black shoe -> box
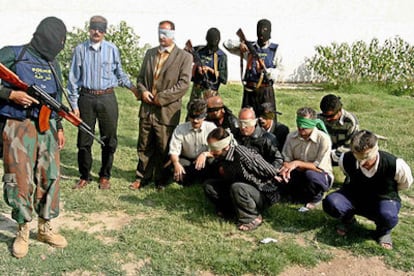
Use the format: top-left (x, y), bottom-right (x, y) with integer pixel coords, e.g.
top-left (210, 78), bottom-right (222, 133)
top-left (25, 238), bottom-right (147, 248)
top-left (155, 185), bottom-right (166, 192)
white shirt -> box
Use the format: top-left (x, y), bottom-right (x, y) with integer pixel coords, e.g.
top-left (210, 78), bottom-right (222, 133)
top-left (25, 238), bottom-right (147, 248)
top-left (339, 152), bottom-right (413, 190)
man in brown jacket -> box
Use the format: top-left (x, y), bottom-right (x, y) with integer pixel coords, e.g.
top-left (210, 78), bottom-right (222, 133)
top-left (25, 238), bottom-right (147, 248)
top-left (130, 20), bottom-right (192, 190)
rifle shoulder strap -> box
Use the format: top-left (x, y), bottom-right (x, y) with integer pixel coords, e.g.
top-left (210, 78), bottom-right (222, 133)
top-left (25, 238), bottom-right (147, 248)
top-left (48, 61), bottom-right (73, 112)
top-left (239, 52), bottom-right (244, 83)
top-left (213, 52), bottom-right (219, 79)
top-left (10, 44), bottom-right (28, 70)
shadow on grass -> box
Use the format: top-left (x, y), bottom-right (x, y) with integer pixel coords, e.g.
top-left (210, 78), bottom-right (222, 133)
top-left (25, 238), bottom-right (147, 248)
top-left (0, 213), bottom-right (15, 253)
top-left (265, 202), bottom-right (381, 247)
top-left (59, 146), bottom-right (137, 183)
top-left (314, 219), bottom-right (376, 248)
top-left (118, 183), bottom-right (220, 221)
top-left (265, 202), bottom-right (330, 234)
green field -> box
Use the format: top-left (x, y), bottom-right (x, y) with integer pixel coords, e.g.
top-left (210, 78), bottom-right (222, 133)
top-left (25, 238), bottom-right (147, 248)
top-left (0, 83), bottom-right (413, 275)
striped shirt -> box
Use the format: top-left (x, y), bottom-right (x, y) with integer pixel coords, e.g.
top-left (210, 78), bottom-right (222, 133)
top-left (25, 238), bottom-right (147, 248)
top-left (221, 145), bottom-right (279, 191)
top-left (67, 40), bottom-right (133, 109)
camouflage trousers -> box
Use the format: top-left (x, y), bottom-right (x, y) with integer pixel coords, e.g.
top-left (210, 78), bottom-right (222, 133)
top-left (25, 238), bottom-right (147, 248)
top-left (2, 118), bottom-right (61, 224)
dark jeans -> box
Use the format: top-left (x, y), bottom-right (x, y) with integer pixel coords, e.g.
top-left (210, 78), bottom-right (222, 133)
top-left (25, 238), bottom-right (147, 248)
top-left (323, 190), bottom-right (401, 237)
top-left (279, 169), bottom-right (331, 204)
top-left (77, 92), bottom-right (118, 180)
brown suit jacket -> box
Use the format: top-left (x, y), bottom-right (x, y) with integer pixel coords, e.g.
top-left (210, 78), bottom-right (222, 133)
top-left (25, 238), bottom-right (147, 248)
top-left (137, 45), bottom-right (192, 126)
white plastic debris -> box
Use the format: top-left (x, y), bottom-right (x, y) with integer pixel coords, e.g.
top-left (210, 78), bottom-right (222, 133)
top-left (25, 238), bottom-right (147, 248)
top-left (260, 237), bottom-right (278, 244)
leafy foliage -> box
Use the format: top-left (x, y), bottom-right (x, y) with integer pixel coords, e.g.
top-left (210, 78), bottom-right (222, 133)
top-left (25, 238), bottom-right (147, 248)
top-left (306, 36), bottom-right (414, 95)
top-left (58, 21), bottom-right (151, 84)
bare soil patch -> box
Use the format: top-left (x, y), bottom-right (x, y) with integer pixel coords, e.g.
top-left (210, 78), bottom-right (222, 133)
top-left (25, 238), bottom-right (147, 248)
top-left (1, 211), bottom-right (411, 275)
top-left (279, 248), bottom-right (409, 276)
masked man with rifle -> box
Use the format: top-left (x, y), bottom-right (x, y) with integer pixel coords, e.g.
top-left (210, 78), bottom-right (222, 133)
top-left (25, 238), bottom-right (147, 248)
top-left (185, 27), bottom-right (228, 101)
top-left (224, 19), bottom-right (279, 115)
top-left (0, 17), bottom-right (68, 258)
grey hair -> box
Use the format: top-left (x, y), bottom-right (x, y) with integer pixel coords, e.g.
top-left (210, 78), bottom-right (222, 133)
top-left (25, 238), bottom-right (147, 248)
top-left (296, 107), bottom-right (317, 119)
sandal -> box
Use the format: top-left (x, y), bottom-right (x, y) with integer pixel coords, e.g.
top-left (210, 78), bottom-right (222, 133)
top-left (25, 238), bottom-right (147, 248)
top-left (238, 216), bottom-right (263, 231)
top-left (378, 233), bottom-right (393, 250)
top-left (305, 200), bottom-right (322, 210)
top-left (336, 217), bottom-right (356, 236)
top-left (298, 200), bottom-right (322, 212)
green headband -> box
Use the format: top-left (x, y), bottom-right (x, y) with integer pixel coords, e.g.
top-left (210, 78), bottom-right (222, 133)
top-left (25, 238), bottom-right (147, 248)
top-left (296, 117), bottom-right (328, 134)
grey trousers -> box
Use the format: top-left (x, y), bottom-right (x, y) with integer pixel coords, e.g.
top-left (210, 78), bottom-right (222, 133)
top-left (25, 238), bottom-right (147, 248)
top-left (230, 182), bottom-right (267, 224)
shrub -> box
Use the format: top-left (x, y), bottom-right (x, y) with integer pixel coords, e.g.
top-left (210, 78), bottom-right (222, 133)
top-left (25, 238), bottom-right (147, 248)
top-left (306, 36), bottom-right (414, 95)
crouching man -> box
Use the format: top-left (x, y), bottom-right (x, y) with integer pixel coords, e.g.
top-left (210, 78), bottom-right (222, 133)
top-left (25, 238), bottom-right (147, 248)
top-left (165, 99), bottom-right (216, 187)
top-left (323, 130), bottom-right (412, 250)
top-left (204, 127), bottom-right (281, 231)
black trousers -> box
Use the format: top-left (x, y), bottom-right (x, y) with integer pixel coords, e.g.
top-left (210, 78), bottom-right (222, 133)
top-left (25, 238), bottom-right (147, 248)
top-left (242, 86), bottom-right (276, 115)
top-left (204, 178), bottom-right (235, 218)
top-left (77, 92), bottom-right (118, 180)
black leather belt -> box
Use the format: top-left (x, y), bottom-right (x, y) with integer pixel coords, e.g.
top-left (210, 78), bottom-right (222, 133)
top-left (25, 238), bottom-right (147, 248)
top-left (245, 82), bottom-right (273, 88)
top-left (81, 87), bottom-right (114, 95)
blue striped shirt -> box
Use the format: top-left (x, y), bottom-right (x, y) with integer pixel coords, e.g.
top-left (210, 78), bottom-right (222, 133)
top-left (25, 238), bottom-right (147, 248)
top-left (67, 40), bottom-right (133, 109)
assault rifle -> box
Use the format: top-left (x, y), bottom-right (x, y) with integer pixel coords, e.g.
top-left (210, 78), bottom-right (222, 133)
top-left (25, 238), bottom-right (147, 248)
top-left (0, 63), bottom-right (104, 145)
top-left (236, 28), bottom-right (267, 88)
top-left (236, 28), bottom-right (267, 69)
top-left (185, 39), bottom-right (214, 90)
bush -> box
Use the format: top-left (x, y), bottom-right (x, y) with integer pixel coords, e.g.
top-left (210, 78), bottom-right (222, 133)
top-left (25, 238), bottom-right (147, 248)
top-left (58, 21), bottom-right (151, 84)
top-left (306, 36), bottom-right (414, 95)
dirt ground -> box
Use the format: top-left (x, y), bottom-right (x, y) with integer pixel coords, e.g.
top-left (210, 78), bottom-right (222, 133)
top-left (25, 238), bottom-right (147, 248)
top-left (0, 211), bottom-right (411, 276)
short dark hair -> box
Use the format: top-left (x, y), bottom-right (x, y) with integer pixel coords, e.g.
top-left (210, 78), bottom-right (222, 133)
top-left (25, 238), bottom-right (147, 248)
top-left (188, 99), bottom-right (207, 114)
top-left (297, 107), bottom-right (317, 119)
top-left (207, 127), bottom-right (229, 141)
top-left (159, 20), bottom-right (175, 30)
top-left (320, 94), bottom-right (342, 113)
top-left (351, 130), bottom-right (378, 153)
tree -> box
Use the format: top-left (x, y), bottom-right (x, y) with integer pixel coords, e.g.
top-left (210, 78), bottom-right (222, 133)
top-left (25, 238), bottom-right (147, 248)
top-left (59, 20), bottom-right (151, 84)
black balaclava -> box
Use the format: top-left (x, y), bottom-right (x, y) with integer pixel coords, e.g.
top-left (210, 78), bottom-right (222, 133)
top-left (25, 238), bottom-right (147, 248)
top-left (206, 28), bottom-right (220, 52)
top-left (30, 17), bottom-right (67, 61)
top-left (257, 19), bottom-right (271, 47)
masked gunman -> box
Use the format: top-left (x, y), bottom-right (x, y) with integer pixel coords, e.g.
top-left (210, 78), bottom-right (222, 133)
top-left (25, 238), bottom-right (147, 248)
top-left (224, 19), bottom-right (279, 115)
top-left (0, 17), bottom-right (68, 258)
top-left (185, 27), bottom-right (228, 100)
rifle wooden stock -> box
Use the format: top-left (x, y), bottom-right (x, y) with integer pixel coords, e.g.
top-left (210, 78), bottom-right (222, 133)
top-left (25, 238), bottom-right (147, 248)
top-left (185, 39), bottom-right (203, 67)
top-left (0, 63), bottom-right (29, 91)
top-left (185, 39), bottom-right (214, 90)
top-left (0, 62), bottom-right (104, 145)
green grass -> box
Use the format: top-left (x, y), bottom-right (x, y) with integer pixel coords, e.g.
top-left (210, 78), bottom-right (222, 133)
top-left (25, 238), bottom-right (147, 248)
top-left (1, 83), bottom-right (414, 274)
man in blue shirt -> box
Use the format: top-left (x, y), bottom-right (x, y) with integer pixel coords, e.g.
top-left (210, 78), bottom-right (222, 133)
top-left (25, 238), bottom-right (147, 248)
top-left (68, 15), bottom-right (139, 190)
